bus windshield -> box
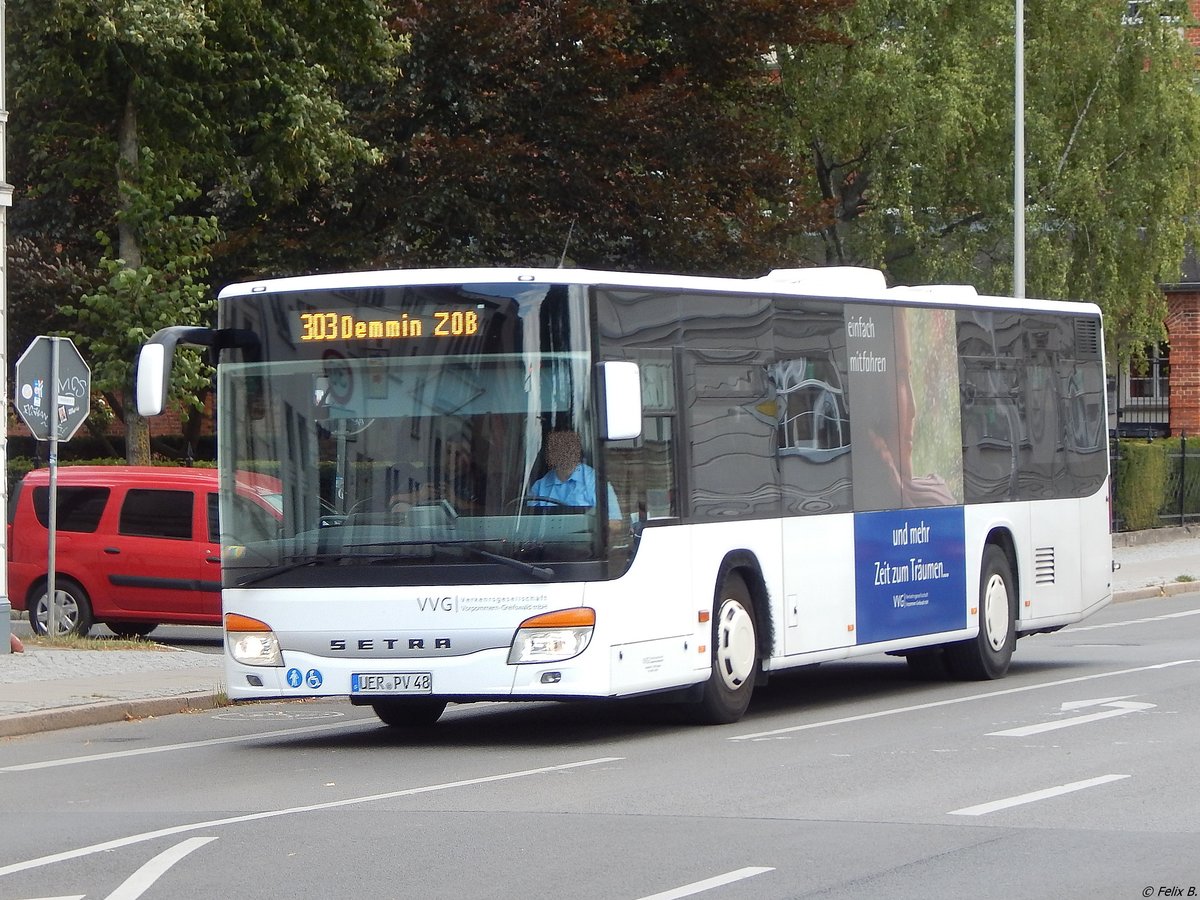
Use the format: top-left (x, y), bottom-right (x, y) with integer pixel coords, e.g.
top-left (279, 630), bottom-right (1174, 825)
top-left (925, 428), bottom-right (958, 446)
top-left (215, 283), bottom-right (620, 586)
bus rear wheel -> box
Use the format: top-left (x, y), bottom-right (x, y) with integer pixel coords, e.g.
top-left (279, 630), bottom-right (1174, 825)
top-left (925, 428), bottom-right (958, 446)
top-left (946, 545), bottom-right (1015, 680)
top-left (370, 699), bottom-right (447, 727)
top-left (693, 573), bottom-right (758, 725)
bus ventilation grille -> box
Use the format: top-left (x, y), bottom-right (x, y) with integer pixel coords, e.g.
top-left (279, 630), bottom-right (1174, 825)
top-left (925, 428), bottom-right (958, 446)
top-left (1074, 318), bottom-right (1102, 359)
top-left (1034, 547), bottom-right (1056, 584)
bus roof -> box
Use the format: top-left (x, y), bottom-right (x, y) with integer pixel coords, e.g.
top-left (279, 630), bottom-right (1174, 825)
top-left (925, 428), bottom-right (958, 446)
top-left (219, 266), bottom-right (1102, 317)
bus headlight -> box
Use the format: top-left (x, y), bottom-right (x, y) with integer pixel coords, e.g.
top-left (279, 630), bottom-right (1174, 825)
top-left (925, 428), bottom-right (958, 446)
top-left (226, 613), bottom-right (284, 667)
top-left (508, 607), bottom-right (595, 664)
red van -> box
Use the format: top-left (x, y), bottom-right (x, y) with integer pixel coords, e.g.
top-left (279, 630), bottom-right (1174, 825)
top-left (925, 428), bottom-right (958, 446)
top-left (6, 466), bottom-right (230, 637)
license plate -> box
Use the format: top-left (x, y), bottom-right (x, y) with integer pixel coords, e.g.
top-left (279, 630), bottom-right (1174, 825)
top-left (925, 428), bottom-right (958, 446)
top-left (351, 672), bottom-right (433, 694)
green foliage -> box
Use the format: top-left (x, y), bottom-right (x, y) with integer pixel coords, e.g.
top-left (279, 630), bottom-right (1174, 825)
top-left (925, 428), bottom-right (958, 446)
top-left (1115, 439), bottom-right (1169, 530)
top-left (8, 0), bottom-right (399, 446)
top-left (781, 0), bottom-right (1200, 359)
top-left (10, 0), bottom-right (1200, 461)
top-left (64, 170), bottom-right (220, 413)
top-left (1112, 437), bottom-right (1200, 531)
top-left (258, 0), bottom-right (849, 277)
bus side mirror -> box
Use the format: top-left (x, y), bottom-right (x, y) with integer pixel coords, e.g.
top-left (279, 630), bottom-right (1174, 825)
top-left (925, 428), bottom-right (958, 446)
top-left (599, 360), bottom-right (642, 441)
top-left (136, 325), bottom-right (218, 416)
top-left (136, 343), bottom-right (168, 416)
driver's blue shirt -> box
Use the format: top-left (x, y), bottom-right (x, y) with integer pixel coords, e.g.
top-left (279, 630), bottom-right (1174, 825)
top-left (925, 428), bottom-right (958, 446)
top-left (529, 463), bottom-right (622, 521)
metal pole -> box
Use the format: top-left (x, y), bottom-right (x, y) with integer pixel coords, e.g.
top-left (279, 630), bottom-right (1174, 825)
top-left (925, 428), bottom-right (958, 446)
top-left (0, 0), bottom-right (12, 652)
top-left (1014, 0), bottom-right (1025, 299)
top-left (46, 337), bottom-right (61, 635)
top-left (1181, 431), bottom-right (1187, 526)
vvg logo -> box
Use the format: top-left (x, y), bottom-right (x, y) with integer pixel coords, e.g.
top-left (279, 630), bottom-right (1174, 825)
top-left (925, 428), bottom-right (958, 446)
top-left (417, 596), bottom-right (454, 612)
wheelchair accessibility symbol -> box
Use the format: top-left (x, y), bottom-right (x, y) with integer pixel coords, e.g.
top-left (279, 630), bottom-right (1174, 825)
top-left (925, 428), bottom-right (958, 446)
top-left (286, 668), bottom-right (323, 689)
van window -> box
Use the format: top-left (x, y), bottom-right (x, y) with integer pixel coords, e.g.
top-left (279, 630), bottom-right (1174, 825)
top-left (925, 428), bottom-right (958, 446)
top-left (207, 492), bottom-right (221, 543)
top-left (119, 489), bottom-right (194, 540)
top-left (32, 486), bottom-right (110, 533)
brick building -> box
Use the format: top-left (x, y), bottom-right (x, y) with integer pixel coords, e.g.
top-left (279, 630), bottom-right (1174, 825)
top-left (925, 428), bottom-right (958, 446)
top-left (1141, 0), bottom-right (1200, 438)
top-left (8, 393), bottom-right (214, 460)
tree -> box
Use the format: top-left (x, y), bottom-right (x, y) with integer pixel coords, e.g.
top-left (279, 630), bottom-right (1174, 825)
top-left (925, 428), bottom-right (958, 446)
top-left (780, 0), bottom-right (1200, 358)
top-left (8, 0), bottom-right (398, 460)
top-left (244, 0), bottom-right (851, 279)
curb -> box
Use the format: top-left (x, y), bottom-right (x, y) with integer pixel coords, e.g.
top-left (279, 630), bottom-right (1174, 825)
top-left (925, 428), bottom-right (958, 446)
top-left (1111, 525), bottom-right (1200, 548)
top-left (0, 691), bottom-right (227, 740)
top-left (1112, 582), bottom-right (1198, 603)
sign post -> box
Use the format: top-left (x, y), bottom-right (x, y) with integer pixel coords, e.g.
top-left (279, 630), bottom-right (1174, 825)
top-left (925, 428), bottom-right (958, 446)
top-left (14, 337), bottom-right (90, 635)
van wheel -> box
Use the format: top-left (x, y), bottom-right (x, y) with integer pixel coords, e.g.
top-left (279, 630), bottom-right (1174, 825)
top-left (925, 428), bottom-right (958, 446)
top-left (106, 622), bottom-right (159, 639)
top-left (371, 699), bottom-right (447, 727)
top-left (692, 573), bottom-right (758, 725)
top-left (30, 578), bottom-right (94, 637)
top-left (946, 545), bottom-right (1016, 680)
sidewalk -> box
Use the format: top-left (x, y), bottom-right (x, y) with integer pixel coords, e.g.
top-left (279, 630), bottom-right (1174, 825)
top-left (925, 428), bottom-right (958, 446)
top-left (0, 641), bottom-right (224, 738)
top-left (2, 527), bottom-right (1199, 740)
top-left (1110, 524), bottom-right (1200, 599)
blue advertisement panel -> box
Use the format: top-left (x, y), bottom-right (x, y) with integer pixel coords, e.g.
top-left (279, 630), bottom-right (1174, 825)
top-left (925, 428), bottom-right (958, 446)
top-left (854, 506), bottom-right (967, 643)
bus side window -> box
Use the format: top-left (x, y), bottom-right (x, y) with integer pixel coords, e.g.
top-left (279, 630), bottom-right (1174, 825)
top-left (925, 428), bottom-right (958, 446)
top-left (607, 415), bottom-right (677, 527)
top-left (606, 356), bottom-right (678, 528)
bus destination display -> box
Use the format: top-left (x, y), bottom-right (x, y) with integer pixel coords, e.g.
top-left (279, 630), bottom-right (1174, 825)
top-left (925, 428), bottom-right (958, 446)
top-left (295, 308), bottom-right (481, 343)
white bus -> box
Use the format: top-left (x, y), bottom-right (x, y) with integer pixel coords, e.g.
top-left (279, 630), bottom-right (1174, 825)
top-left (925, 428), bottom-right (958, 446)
top-left (136, 266), bottom-right (1112, 725)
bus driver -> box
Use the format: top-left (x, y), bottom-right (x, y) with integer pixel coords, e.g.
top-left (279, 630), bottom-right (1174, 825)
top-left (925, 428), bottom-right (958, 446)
top-left (528, 430), bottom-right (622, 522)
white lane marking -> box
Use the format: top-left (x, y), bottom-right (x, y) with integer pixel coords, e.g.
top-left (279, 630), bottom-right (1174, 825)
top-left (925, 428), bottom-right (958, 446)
top-left (637, 867), bottom-right (775, 900)
top-left (0, 757), bottom-right (623, 878)
top-left (105, 838), bottom-right (217, 900)
top-left (1060, 695), bottom-right (1132, 709)
top-left (948, 774), bottom-right (1130, 816)
top-left (0, 719), bottom-right (370, 773)
top-left (988, 699), bottom-right (1155, 737)
top-left (730, 659), bottom-right (1198, 741)
top-left (2, 703), bottom-right (513, 774)
top-left (1068, 607), bottom-right (1200, 631)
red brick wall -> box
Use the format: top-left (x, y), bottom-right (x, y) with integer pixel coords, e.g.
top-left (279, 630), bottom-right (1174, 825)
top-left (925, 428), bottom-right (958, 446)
top-left (8, 394), bottom-right (214, 442)
top-left (1167, 291), bottom-right (1200, 436)
top-left (1165, 4), bottom-right (1200, 435)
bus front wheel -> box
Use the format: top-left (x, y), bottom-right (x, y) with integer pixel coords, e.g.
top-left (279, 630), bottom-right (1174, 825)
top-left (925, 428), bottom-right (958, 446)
top-left (693, 573), bottom-right (758, 724)
top-left (946, 545), bottom-right (1016, 680)
top-left (370, 698), bottom-right (447, 727)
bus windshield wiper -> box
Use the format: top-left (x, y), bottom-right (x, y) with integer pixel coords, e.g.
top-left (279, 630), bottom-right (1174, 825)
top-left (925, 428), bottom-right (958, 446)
top-left (330, 538), bottom-right (556, 578)
top-left (232, 553), bottom-right (362, 586)
top-left (460, 546), bottom-right (555, 581)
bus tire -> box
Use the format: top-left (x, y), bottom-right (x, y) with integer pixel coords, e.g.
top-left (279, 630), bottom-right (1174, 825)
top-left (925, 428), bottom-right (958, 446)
top-left (946, 544), bottom-right (1015, 680)
top-left (370, 699), bottom-right (447, 727)
top-left (904, 648), bottom-right (948, 678)
top-left (29, 578), bottom-right (94, 637)
top-left (693, 573), bottom-right (758, 724)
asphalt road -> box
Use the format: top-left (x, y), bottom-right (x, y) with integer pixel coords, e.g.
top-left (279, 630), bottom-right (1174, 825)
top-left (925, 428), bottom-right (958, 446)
top-left (1, 592), bottom-right (1197, 900)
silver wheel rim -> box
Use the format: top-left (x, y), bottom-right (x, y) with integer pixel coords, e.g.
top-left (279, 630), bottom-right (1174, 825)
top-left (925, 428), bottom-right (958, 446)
top-left (36, 589), bottom-right (80, 635)
top-left (715, 598), bottom-right (756, 691)
top-left (982, 572), bottom-right (1010, 652)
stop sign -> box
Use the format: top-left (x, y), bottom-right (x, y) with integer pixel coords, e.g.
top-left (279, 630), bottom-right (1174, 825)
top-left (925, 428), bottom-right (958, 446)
top-left (14, 336), bottom-right (91, 441)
